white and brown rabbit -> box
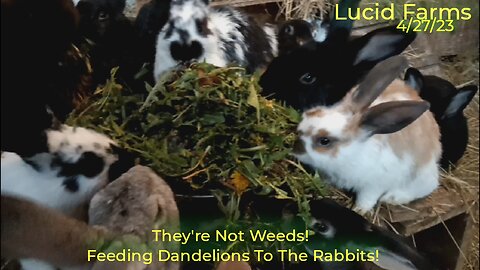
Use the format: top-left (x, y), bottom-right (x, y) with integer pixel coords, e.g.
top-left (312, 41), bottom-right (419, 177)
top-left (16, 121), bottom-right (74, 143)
top-left (153, 0), bottom-right (277, 81)
top-left (293, 56), bottom-right (441, 213)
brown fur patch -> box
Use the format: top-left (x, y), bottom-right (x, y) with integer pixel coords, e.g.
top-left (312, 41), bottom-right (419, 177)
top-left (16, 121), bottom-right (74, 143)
top-left (376, 80), bottom-right (441, 168)
top-left (378, 80), bottom-right (420, 102)
top-left (313, 129), bottom-right (342, 157)
top-left (385, 111), bottom-right (441, 168)
top-left (305, 108), bottom-right (324, 118)
top-left (299, 126), bottom-right (314, 137)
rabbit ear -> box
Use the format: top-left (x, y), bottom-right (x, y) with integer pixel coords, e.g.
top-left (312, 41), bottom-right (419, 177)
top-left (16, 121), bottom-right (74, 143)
top-left (325, 0), bottom-right (360, 43)
top-left (352, 56), bottom-right (408, 111)
top-left (360, 100), bottom-right (430, 136)
top-left (404, 67), bottom-right (424, 93)
top-left (351, 26), bottom-right (416, 67)
top-left (443, 85), bottom-right (478, 118)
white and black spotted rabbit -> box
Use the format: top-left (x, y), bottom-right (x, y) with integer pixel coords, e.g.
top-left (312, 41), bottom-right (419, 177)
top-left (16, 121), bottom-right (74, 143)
top-left (2, 124), bottom-right (135, 270)
top-left (153, 0), bottom-right (277, 81)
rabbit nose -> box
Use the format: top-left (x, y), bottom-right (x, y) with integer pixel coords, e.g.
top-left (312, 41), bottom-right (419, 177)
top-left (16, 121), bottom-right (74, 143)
top-left (292, 138), bottom-right (306, 154)
top-left (170, 40), bottom-right (204, 62)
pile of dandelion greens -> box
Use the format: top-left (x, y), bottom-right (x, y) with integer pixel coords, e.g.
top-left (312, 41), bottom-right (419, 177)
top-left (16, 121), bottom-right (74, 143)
top-left (69, 63), bottom-right (328, 257)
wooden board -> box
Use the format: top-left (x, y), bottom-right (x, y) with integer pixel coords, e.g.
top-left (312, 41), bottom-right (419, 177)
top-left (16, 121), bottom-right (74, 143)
top-left (212, 0), bottom-right (279, 7)
top-left (380, 186), bottom-right (474, 236)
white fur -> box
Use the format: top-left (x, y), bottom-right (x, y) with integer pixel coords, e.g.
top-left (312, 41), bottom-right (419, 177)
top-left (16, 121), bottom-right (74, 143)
top-left (154, 0), bottom-right (277, 81)
top-left (296, 80), bottom-right (440, 213)
top-left (1, 125), bottom-right (116, 214)
top-left (308, 19), bottom-right (329, 43)
top-left (264, 24), bottom-right (279, 56)
top-left (1, 125), bottom-right (119, 270)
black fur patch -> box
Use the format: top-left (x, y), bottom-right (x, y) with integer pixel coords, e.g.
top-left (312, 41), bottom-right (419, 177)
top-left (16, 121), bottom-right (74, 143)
top-left (164, 22), bottom-right (175, 39)
top-left (53, 151), bottom-right (105, 178)
top-left (170, 40), bottom-right (204, 62)
top-left (195, 18), bottom-right (212, 37)
top-left (107, 144), bottom-right (136, 182)
top-left (63, 177), bottom-right (79, 192)
top-left (135, 0), bottom-right (171, 63)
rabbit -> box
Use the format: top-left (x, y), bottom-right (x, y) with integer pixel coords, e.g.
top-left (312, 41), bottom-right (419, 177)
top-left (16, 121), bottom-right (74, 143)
top-left (301, 198), bottom-right (437, 270)
top-left (2, 167), bottom-right (180, 270)
top-left (260, 0), bottom-right (415, 111)
top-left (88, 165), bottom-right (180, 270)
top-left (1, 124), bottom-right (136, 217)
top-left (153, 0), bottom-right (278, 82)
top-left (1, 0), bottom-right (84, 157)
top-left (277, 20), bottom-right (315, 56)
top-left (135, 0), bottom-right (172, 66)
top-left (237, 194), bottom-right (435, 270)
top-left (404, 68), bottom-right (479, 169)
top-left (276, 0), bottom-right (359, 57)
top-left (1, 122), bottom-right (136, 269)
top-left (75, 0), bottom-right (150, 90)
top-left (293, 56), bottom-right (441, 213)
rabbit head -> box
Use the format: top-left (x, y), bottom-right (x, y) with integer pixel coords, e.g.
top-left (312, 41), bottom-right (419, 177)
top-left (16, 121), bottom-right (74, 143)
top-left (293, 56), bottom-right (440, 212)
top-left (294, 56), bottom-right (429, 165)
top-left (305, 198), bottom-right (436, 270)
top-left (89, 166), bottom-right (180, 239)
top-left (76, 0), bottom-right (127, 41)
top-left (161, 0), bottom-right (212, 63)
top-left (260, 25), bottom-right (416, 111)
top-left (404, 68), bottom-right (459, 120)
top-left (277, 20), bottom-right (314, 56)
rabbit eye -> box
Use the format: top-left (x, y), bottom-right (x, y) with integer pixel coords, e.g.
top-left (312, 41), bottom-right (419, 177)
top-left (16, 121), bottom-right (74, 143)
top-left (314, 136), bottom-right (331, 147)
top-left (310, 219), bottom-right (335, 238)
top-left (299, 73), bottom-right (317, 85)
top-left (196, 18), bottom-right (210, 36)
top-left (284, 25), bottom-right (295, 35)
top-left (98, 11), bottom-right (109, 21)
top-left (313, 221), bottom-right (329, 233)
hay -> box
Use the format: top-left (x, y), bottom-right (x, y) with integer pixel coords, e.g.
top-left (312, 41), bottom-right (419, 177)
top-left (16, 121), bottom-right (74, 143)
top-left (440, 51), bottom-right (479, 270)
top-left (277, 0), bottom-right (330, 20)
top-left (69, 64), bottom-right (328, 212)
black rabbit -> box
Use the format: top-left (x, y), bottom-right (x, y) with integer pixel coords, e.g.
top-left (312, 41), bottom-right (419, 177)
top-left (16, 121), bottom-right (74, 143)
top-left (238, 194), bottom-right (435, 270)
top-left (76, 0), bottom-right (149, 90)
top-left (135, 0), bottom-right (172, 65)
top-left (1, 0), bottom-right (80, 156)
top-left (260, 0), bottom-right (415, 111)
top-left (405, 68), bottom-right (478, 168)
top-left (277, 19), bottom-right (315, 56)
top-left (303, 198), bottom-right (437, 270)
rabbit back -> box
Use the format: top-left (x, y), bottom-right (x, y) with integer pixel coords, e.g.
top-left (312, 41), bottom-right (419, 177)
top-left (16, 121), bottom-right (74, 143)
top-left (1, 125), bottom-right (125, 216)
